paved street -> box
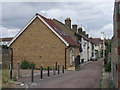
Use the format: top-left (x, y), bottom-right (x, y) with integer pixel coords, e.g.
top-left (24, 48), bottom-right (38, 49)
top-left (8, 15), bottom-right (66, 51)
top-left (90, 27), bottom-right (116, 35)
top-left (25, 60), bottom-right (103, 88)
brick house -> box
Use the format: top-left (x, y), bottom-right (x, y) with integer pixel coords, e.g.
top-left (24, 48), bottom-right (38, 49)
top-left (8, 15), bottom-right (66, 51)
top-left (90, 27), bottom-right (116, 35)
top-left (90, 38), bottom-right (103, 58)
top-left (111, 0), bottom-right (120, 88)
top-left (53, 19), bottom-right (94, 63)
top-left (8, 13), bottom-right (80, 69)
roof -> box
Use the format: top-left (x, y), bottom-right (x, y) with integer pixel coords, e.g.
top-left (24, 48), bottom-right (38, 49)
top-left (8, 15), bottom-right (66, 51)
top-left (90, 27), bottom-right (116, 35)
top-left (0, 37), bottom-right (13, 42)
top-left (52, 19), bottom-right (91, 42)
top-left (52, 19), bottom-right (75, 40)
top-left (8, 13), bottom-right (79, 47)
top-left (90, 38), bottom-right (103, 45)
top-left (39, 14), bottom-right (79, 47)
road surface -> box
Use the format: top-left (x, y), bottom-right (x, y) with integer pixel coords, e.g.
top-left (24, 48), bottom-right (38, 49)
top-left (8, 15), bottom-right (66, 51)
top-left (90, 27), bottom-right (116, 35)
top-left (27, 60), bottom-right (103, 88)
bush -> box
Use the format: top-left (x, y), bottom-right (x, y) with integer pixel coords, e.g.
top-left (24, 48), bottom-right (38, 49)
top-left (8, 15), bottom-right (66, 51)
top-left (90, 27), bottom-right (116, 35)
top-left (20, 60), bottom-right (30, 69)
top-left (104, 62), bottom-right (111, 72)
top-left (20, 60), bottom-right (35, 69)
top-left (29, 62), bottom-right (35, 69)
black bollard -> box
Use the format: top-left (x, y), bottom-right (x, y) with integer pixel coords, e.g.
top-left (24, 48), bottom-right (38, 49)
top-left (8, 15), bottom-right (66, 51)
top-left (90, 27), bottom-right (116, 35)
top-left (62, 65), bottom-right (64, 73)
top-left (40, 66), bottom-right (43, 79)
top-left (18, 63), bottom-right (20, 78)
top-left (53, 65), bottom-right (56, 75)
top-left (56, 62), bottom-right (57, 70)
top-left (58, 65), bottom-right (60, 74)
top-left (48, 66), bottom-right (50, 77)
top-left (31, 67), bottom-right (34, 82)
top-left (10, 62), bottom-right (12, 80)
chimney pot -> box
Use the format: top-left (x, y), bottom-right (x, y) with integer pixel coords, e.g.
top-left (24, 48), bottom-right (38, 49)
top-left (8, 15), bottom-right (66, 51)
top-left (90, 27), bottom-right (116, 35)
top-left (78, 27), bottom-right (82, 33)
top-left (65, 18), bottom-right (71, 29)
top-left (72, 24), bottom-right (78, 32)
top-left (86, 34), bottom-right (89, 38)
top-left (83, 31), bottom-right (86, 34)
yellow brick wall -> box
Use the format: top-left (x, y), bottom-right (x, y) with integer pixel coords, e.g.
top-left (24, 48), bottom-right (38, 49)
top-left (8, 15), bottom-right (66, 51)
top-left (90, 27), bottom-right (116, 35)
top-left (10, 17), bottom-right (72, 69)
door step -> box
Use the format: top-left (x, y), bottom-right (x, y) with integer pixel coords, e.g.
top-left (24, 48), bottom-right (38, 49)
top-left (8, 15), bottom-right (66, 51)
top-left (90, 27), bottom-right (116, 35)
top-left (67, 67), bottom-right (75, 71)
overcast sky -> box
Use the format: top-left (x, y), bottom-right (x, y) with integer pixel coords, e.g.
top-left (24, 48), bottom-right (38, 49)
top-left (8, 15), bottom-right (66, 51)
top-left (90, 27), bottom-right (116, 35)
top-left (1, 1), bottom-right (114, 39)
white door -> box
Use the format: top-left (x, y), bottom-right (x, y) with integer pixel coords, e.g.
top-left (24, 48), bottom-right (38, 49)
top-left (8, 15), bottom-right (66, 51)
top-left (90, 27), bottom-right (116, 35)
top-left (70, 48), bottom-right (74, 66)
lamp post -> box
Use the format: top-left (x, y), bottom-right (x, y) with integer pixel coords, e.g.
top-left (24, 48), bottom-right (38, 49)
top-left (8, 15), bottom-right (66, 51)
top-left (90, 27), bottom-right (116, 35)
top-left (101, 32), bottom-right (105, 59)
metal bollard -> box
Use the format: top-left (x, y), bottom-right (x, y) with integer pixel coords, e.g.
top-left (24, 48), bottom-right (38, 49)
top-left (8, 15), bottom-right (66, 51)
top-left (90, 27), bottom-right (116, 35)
top-left (58, 65), bottom-right (60, 74)
top-left (53, 65), bottom-right (56, 75)
top-left (56, 62), bottom-right (57, 70)
top-left (31, 67), bottom-right (34, 82)
top-left (48, 66), bottom-right (50, 77)
top-left (62, 65), bottom-right (64, 73)
top-left (40, 66), bottom-right (43, 79)
top-left (10, 62), bottom-right (12, 80)
top-left (18, 63), bottom-right (20, 78)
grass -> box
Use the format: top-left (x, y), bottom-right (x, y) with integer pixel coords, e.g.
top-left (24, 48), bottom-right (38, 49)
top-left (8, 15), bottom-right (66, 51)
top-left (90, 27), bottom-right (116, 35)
top-left (2, 69), bottom-right (16, 88)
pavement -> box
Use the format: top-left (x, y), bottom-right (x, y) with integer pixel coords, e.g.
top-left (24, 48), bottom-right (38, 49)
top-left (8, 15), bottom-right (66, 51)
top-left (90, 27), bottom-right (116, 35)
top-left (15, 60), bottom-right (103, 88)
top-left (101, 65), bottom-right (114, 88)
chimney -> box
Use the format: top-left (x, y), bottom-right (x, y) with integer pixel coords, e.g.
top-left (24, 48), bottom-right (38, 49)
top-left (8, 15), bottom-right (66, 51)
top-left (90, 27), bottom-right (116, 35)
top-left (78, 27), bottom-right (82, 34)
top-left (90, 37), bottom-right (92, 39)
top-left (65, 18), bottom-right (71, 29)
top-left (72, 24), bottom-right (77, 32)
top-left (86, 34), bottom-right (89, 38)
top-left (83, 31), bottom-right (86, 35)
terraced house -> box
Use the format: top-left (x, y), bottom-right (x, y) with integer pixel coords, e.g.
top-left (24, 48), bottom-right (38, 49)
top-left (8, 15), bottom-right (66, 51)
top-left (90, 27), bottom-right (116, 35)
top-left (8, 13), bottom-right (80, 69)
top-left (53, 18), bottom-right (95, 63)
top-left (111, 0), bottom-right (120, 88)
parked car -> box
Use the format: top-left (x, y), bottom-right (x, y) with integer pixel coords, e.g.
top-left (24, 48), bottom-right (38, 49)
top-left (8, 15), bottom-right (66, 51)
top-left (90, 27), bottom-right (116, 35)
top-left (90, 56), bottom-right (97, 61)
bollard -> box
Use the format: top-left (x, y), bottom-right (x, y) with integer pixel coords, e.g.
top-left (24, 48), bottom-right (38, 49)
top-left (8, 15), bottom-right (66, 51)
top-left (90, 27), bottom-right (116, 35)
top-left (48, 66), bottom-right (50, 77)
top-left (55, 62), bottom-right (57, 70)
top-left (53, 65), bottom-right (56, 75)
top-left (62, 65), bottom-right (64, 73)
top-left (31, 67), bottom-right (34, 82)
top-left (18, 63), bottom-right (20, 78)
top-left (40, 66), bottom-right (43, 79)
top-left (58, 65), bottom-right (60, 74)
top-left (10, 62), bottom-right (12, 80)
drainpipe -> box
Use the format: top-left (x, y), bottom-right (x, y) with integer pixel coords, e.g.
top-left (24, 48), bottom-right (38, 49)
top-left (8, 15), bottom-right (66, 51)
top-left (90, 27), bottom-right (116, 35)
top-left (65, 46), bottom-right (70, 69)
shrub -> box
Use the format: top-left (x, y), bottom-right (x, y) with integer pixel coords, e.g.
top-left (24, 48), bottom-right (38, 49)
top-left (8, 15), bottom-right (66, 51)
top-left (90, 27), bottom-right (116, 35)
top-left (20, 60), bottom-right (35, 69)
top-left (104, 62), bottom-right (111, 72)
top-left (29, 62), bottom-right (35, 69)
top-left (20, 60), bottom-right (30, 69)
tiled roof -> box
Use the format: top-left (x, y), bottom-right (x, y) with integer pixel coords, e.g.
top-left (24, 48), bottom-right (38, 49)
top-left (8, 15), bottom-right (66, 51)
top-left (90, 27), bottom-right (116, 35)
top-left (90, 38), bottom-right (103, 45)
top-left (39, 14), bottom-right (79, 47)
top-left (0, 37), bottom-right (13, 42)
top-left (52, 19), bottom-right (91, 42)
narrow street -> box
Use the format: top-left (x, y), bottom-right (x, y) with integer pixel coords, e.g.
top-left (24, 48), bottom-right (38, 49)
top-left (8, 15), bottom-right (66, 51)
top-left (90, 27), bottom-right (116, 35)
top-left (26, 60), bottom-right (103, 88)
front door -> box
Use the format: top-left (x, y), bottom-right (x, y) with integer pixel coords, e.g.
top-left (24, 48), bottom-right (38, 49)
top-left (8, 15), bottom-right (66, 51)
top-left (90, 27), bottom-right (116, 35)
top-left (70, 48), bottom-right (74, 66)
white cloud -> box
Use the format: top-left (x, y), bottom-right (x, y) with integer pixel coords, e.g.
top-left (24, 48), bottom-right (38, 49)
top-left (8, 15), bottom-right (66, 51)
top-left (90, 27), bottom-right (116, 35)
top-left (0, 25), bottom-right (20, 37)
top-left (89, 23), bottom-right (113, 39)
top-left (1, 2), bottom-right (114, 38)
